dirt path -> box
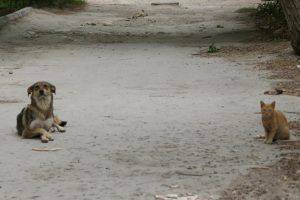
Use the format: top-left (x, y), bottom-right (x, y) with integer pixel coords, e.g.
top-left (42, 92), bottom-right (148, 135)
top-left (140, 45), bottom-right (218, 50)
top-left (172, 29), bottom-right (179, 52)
top-left (0, 1), bottom-right (299, 200)
top-left (0, 0), bottom-right (260, 44)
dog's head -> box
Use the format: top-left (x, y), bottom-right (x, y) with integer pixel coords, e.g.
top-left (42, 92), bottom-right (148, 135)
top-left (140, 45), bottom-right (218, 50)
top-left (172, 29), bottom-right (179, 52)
top-left (27, 81), bottom-right (56, 110)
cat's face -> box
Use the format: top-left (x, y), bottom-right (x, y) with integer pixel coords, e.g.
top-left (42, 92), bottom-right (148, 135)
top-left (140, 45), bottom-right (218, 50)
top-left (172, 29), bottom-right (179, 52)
top-left (260, 101), bottom-right (275, 118)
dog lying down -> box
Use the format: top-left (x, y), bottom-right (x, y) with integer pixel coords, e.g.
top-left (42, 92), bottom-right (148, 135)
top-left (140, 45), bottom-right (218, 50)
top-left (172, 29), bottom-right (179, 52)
top-left (16, 81), bottom-right (67, 143)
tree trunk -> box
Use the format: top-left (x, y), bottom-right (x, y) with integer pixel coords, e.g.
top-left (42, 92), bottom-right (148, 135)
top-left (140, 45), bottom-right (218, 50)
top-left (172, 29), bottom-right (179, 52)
top-left (279, 0), bottom-right (300, 55)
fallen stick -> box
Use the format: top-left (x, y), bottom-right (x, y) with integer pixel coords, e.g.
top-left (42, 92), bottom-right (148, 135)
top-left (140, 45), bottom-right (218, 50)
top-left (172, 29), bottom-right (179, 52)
top-left (32, 147), bottom-right (63, 152)
top-left (151, 2), bottom-right (180, 6)
top-left (277, 140), bottom-right (300, 144)
top-left (277, 145), bottom-right (296, 149)
top-left (250, 166), bottom-right (270, 170)
top-left (282, 111), bottom-right (300, 115)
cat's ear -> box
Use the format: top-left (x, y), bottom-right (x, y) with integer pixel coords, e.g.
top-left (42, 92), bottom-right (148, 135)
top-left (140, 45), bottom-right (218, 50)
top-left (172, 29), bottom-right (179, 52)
top-left (271, 101), bottom-right (276, 109)
top-left (260, 101), bottom-right (265, 108)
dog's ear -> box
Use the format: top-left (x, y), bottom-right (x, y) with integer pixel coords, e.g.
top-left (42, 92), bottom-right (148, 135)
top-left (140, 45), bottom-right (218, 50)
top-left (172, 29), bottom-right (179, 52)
top-left (50, 84), bottom-right (56, 94)
top-left (27, 84), bottom-right (35, 96)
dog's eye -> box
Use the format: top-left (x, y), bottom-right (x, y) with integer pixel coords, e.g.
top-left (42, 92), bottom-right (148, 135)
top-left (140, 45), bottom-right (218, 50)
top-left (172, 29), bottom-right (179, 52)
top-left (35, 86), bottom-right (40, 90)
top-left (44, 85), bottom-right (48, 89)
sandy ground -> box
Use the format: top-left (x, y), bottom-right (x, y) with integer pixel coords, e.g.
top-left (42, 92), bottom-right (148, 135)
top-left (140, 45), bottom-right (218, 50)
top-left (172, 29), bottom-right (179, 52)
top-left (0, 1), bottom-right (299, 200)
top-left (0, 0), bottom-right (261, 44)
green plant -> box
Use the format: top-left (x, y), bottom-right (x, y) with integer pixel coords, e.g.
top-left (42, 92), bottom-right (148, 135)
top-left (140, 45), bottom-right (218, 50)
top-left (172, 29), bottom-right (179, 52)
top-left (255, 0), bottom-right (287, 32)
top-left (207, 43), bottom-right (219, 53)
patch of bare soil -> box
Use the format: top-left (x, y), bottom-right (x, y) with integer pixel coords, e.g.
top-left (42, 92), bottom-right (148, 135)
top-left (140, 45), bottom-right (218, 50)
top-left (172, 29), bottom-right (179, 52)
top-left (199, 40), bottom-right (300, 200)
top-left (276, 141), bottom-right (300, 151)
top-left (220, 154), bottom-right (300, 200)
top-left (196, 41), bottom-right (300, 97)
top-left (258, 56), bottom-right (300, 97)
top-left (44, 4), bottom-right (87, 15)
top-left (0, 8), bottom-right (15, 17)
top-left (196, 41), bottom-right (290, 58)
top-left (290, 121), bottom-right (300, 132)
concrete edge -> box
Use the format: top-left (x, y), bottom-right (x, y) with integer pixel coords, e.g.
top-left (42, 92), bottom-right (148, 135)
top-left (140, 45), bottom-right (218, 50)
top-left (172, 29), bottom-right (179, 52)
top-left (0, 7), bottom-right (33, 29)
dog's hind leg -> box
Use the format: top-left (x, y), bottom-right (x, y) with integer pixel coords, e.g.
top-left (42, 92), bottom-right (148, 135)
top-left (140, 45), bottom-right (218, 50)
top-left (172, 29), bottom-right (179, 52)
top-left (22, 128), bottom-right (54, 143)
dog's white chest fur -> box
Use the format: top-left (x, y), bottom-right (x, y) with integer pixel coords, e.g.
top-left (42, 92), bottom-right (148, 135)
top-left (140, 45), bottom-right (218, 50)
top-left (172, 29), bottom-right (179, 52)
top-left (30, 117), bottom-right (53, 130)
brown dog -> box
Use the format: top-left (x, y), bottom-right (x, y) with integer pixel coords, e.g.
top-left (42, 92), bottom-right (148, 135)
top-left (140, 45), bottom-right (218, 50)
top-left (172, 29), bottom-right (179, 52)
top-left (16, 81), bottom-right (67, 143)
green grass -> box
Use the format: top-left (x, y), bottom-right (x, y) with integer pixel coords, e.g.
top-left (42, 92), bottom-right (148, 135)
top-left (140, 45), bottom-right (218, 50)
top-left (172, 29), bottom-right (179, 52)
top-left (207, 44), bottom-right (219, 53)
top-left (235, 1), bottom-right (288, 39)
top-left (256, 0), bottom-right (285, 21)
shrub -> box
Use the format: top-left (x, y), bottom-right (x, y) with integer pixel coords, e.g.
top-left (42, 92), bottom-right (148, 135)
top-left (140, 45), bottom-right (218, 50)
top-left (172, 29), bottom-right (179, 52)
top-left (255, 0), bottom-right (288, 38)
top-left (0, 0), bottom-right (86, 10)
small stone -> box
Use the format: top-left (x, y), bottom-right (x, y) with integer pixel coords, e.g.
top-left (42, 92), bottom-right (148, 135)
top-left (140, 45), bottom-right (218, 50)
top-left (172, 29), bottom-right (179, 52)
top-left (166, 194), bottom-right (178, 198)
top-left (155, 195), bottom-right (166, 200)
top-left (102, 21), bottom-right (113, 26)
top-left (282, 175), bottom-right (288, 181)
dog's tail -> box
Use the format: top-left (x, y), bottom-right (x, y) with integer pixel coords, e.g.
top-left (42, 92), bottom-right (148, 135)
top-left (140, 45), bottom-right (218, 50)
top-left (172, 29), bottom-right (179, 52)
top-left (54, 116), bottom-right (67, 127)
top-left (16, 108), bottom-right (25, 136)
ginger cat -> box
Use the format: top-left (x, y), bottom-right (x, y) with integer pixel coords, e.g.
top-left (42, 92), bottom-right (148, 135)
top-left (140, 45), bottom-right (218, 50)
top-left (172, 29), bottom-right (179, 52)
top-left (260, 101), bottom-right (289, 144)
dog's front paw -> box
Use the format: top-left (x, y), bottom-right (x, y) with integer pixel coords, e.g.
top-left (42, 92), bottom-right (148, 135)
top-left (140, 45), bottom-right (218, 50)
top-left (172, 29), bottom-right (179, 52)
top-left (57, 127), bottom-right (66, 133)
top-left (46, 133), bottom-right (54, 141)
top-left (59, 129), bottom-right (66, 133)
top-left (41, 135), bottom-right (49, 143)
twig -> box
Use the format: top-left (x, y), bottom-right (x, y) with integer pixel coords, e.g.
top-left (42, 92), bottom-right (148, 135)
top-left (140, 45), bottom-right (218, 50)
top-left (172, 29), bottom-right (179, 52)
top-left (254, 111), bottom-right (300, 115)
top-left (251, 166), bottom-right (270, 170)
top-left (278, 140), bottom-right (300, 144)
top-left (32, 147), bottom-right (63, 152)
top-left (151, 2), bottom-right (180, 6)
top-left (282, 111), bottom-right (300, 115)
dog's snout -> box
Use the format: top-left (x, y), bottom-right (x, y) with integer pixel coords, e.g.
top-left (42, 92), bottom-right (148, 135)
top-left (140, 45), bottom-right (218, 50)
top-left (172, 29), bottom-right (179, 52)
top-left (39, 90), bottom-right (44, 95)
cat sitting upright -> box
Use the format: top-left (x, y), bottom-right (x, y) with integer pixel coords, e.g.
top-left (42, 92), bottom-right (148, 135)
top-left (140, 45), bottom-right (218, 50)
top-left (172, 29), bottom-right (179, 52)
top-left (260, 101), bottom-right (290, 144)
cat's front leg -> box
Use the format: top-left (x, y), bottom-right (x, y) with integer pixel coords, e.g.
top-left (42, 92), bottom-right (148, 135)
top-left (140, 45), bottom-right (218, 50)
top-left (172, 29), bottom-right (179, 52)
top-left (264, 129), bottom-right (276, 144)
